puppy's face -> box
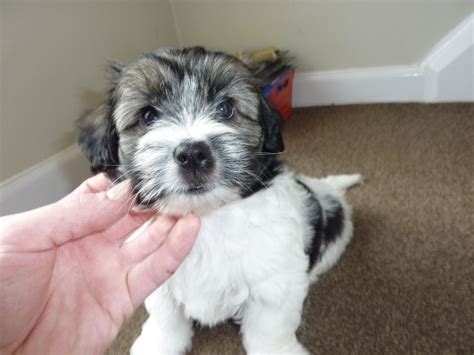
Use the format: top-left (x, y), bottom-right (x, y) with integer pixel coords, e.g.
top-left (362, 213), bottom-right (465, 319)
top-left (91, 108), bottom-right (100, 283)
top-left (78, 48), bottom-right (283, 214)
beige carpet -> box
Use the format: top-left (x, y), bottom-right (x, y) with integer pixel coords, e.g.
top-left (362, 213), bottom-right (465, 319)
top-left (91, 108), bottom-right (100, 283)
top-left (107, 103), bottom-right (474, 354)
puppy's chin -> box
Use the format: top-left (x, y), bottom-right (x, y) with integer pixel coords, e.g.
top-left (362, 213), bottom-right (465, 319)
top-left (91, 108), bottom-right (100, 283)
top-left (145, 186), bottom-right (241, 215)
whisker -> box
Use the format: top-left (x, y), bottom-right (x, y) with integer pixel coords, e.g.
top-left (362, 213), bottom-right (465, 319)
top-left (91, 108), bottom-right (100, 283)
top-left (106, 169), bottom-right (134, 189)
top-left (251, 151), bottom-right (286, 156)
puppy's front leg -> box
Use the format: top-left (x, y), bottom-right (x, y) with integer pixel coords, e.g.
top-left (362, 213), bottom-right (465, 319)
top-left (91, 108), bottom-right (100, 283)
top-left (131, 286), bottom-right (193, 355)
top-left (241, 277), bottom-right (310, 354)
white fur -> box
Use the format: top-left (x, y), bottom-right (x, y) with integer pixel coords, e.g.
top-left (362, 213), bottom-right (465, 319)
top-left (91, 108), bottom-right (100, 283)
top-left (131, 115), bottom-right (253, 215)
top-left (131, 171), bottom-right (361, 354)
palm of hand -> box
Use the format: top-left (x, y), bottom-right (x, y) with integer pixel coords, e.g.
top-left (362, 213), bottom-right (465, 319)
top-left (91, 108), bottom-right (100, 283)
top-left (5, 229), bottom-right (136, 354)
top-left (62, 235), bottom-right (135, 349)
top-left (0, 175), bottom-right (200, 354)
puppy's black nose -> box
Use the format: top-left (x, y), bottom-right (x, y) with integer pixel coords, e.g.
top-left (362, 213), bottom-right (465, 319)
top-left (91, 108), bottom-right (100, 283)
top-left (174, 141), bottom-right (214, 172)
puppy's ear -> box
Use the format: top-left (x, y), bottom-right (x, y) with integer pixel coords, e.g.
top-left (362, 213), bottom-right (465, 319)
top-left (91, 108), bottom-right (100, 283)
top-left (77, 61), bottom-right (123, 178)
top-left (259, 96), bottom-right (285, 153)
top-left (77, 103), bottom-right (119, 178)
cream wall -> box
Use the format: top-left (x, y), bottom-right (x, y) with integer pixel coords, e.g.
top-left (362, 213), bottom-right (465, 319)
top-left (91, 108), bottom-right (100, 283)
top-left (0, 0), bottom-right (178, 181)
top-left (171, 0), bottom-right (473, 71)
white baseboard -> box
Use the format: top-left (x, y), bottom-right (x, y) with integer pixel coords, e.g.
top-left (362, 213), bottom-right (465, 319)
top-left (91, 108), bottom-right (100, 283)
top-left (293, 13), bottom-right (474, 107)
top-left (0, 145), bottom-right (91, 215)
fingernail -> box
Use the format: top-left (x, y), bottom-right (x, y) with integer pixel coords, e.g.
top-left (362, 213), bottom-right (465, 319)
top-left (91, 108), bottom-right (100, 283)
top-left (106, 180), bottom-right (131, 200)
top-left (131, 205), bottom-right (148, 213)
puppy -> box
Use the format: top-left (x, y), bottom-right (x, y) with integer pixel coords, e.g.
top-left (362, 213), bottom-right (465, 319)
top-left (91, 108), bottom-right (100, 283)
top-left (78, 47), bottom-right (361, 354)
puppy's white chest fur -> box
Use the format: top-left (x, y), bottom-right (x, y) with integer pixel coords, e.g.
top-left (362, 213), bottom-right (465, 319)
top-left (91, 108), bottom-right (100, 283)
top-left (167, 172), bottom-right (309, 325)
top-left (136, 172), bottom-right (359, 354)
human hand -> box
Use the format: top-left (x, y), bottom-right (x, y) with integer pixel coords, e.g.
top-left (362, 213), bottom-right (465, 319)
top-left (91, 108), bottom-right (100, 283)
top-left (0, 174), bottom-right (200, 355)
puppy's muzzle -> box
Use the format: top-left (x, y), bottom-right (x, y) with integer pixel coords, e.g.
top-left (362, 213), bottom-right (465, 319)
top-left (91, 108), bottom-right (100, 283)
top-left (174, 141), bottom-right (215, 187)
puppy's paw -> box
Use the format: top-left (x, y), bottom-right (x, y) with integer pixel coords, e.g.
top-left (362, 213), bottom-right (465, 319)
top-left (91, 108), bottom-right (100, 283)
top-left (130, 320), bottom-right (191, 355)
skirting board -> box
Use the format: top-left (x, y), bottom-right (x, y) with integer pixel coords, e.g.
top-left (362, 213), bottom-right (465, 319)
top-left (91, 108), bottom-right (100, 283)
top-left (0, 145), bottom-right (91, 215)
top-left (293, 13), bottom-right (474, 107)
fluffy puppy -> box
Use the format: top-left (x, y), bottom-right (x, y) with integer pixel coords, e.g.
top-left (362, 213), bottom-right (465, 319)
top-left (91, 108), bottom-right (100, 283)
top-left (78, 47), bottom-right (361, 354)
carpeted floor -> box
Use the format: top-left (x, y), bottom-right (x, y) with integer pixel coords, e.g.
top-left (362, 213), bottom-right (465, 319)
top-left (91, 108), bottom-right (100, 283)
top-left (107, 103), bottom-right (474, 355)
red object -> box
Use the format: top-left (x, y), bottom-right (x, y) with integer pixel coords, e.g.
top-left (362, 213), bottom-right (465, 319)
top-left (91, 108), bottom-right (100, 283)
top-left (263, 67), bottom-right (296, 120)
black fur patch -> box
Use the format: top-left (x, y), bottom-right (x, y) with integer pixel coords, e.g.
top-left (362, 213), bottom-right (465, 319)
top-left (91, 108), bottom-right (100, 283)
top-left (296, 179), bottom-right (324, 270)
top-left (240, 158), bottom-right (283, 198)
top-left (76, 102), bottom-right (119, 179)
top-left (296, 179), bottom-right (345, 270)
top-left (324, 199), bottom-right (345, 244)
top-left (259, 97), bottom-right (284, 154)
top-left (150, 54), bottom-right (185, 82)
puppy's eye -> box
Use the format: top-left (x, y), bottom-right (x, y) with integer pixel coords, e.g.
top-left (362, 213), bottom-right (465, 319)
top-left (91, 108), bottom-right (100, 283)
top-left (216, 101), bottom-right (234, 119)
top-left (140, 106), bottom-right (160, 126)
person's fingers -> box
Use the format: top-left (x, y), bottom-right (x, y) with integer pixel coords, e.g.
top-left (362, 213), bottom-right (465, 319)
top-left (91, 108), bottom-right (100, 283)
top-left (120, 214), bottom-right (179, 263)
top-left (126, 214), bottom-right (200, 308)
top-left (0, 177), bottom-right (137, 252)
top-left (35, 180), bottom-right (136, 248)
top-left (74, 173), bottom-right (113, 194)
top-left (103, 210), bottom-right (156, 243)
